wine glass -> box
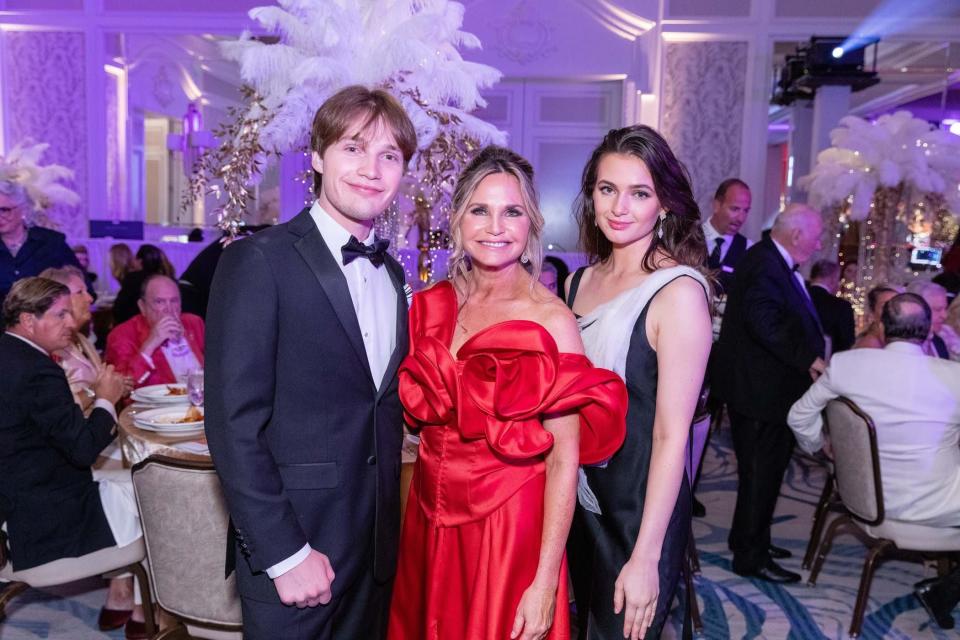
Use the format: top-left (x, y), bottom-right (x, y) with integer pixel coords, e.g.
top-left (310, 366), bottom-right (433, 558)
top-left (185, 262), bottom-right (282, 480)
top-left (187, 369), bottom-right (204, 407)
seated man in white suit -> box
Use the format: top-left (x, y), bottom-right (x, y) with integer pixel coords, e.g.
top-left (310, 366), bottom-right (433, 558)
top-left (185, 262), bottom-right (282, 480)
top-left (787, 292), bottom-right (960, 629)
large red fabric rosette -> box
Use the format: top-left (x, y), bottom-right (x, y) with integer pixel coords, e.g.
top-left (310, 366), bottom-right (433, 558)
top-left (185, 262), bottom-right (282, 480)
top-left (398, 282), bottom-right (627, 525)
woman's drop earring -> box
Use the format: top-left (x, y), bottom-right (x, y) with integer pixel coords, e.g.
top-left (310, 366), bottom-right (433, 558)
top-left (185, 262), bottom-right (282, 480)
top-left (657, 211), bottom-right (666, 239)
top-left (520, 253), bottom-right (530, 264)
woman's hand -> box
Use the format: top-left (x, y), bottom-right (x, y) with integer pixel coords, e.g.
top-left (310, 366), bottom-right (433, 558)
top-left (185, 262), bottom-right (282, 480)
top-left (614, 555), bottom-right (660, 640)
top-left (510, 582), bottom-right (556, 640)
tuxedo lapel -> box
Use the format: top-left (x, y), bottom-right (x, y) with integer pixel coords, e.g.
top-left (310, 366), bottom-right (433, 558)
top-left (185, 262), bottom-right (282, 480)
top-left (289, 211), bottom-right (374, 385)
top-left (767, 240), bottom-right (824, 335)
top-left (377, 255), bottom-right (409, 399)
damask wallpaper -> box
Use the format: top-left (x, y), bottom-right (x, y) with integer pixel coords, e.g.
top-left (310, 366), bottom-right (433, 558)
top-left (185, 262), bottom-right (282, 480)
top-left (3, 30), bottom-right (87, 238)
top-left (661, 41), bottom-right (748, 217)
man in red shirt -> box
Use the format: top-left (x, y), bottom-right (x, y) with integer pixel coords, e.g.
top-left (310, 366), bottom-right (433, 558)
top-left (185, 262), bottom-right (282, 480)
top-left (105, 274), bottom-right (204, 388)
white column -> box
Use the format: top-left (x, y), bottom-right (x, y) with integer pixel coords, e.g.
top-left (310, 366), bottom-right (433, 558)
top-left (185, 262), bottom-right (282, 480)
top-left (811, 84), bottom-right (851, 160)
top-left (788, 101), bottom-right (813, 204)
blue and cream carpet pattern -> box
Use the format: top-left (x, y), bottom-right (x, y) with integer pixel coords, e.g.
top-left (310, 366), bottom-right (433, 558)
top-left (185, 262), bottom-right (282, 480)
top-left (1, 428), bottom-right (956, 639)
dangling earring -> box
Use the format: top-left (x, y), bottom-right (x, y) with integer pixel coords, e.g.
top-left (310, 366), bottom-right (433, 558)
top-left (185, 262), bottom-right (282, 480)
top-left (657, 211), bottom-right (666, 239)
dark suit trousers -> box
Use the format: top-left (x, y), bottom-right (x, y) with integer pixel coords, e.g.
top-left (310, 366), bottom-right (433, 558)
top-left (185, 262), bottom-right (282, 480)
top-left (727, 408), bottom-right (796, 571)
top-left (240, 550), bottom-right (392, 640)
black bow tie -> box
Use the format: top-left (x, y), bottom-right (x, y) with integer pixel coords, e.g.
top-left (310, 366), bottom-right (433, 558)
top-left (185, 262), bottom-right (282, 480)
top-left (792, 263), bottom-right (800, 272)
top-left (341, 235), bottom-right (389, 268)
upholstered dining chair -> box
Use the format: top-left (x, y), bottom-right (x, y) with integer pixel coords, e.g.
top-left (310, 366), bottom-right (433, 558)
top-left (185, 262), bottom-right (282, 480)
top-left (801, 458), bottom-right (846, 570)
top-left (0, 530), bottom-right (155, 634)
top-left (807, 397), bottom-right (960, 638)
top-left (131, 455), bottom-right (242, 640)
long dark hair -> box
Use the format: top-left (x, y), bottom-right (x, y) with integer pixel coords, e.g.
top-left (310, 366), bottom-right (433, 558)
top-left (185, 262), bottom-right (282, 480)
top-left (574, 125), bottom-right (707, 273)
top-left (136, 244), bottom-right (175, 278)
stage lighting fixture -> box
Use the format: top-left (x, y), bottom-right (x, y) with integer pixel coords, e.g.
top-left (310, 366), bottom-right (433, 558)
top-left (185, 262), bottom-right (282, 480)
top-left (770, 35), bottom-right (880, 106)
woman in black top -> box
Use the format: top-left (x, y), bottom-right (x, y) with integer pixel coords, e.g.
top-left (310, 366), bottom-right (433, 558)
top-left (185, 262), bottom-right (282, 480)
top-left (566, 126), bottom-right (712, 640)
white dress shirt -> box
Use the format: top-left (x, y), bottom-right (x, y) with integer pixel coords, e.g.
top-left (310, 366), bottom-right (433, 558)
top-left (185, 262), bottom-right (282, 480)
top-left (787, 341), bottom-right (960, 526)
top-left (702, 218), bottom-right (753, 264)
top-left (265, 201), bottom-right (399, 580)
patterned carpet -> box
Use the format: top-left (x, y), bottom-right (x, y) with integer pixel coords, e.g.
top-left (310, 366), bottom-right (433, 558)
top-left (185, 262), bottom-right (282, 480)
top-left (1, 428), bottom-right (956, 639)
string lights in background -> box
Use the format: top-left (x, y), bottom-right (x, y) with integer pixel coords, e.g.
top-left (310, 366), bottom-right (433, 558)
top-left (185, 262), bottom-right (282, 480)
top-left (801, 110), bottom-right (960, 315)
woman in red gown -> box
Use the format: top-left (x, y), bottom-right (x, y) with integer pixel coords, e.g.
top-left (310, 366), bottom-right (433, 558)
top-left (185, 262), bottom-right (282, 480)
top-left (388, 146), bottom-right (627, 640)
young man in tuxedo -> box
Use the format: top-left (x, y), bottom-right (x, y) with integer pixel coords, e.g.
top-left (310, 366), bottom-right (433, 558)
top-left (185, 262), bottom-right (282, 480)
top-left (715, 203), bottom-right (826, 584)
top-left (205, 86), bottom-right (417, 640)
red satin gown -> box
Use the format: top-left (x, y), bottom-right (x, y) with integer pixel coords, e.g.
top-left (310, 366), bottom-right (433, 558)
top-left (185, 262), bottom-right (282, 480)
top-left (388, 282), bottom-right (627, 640)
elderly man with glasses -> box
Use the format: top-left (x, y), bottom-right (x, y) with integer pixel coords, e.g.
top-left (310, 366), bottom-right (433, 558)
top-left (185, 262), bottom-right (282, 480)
top-left (105, 273), bottom-right (205, 388)
top-left (0, 181), bottom-right (80, 302)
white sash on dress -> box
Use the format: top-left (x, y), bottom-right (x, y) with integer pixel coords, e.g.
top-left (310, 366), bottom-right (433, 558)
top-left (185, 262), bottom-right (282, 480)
top-left (576, 266), bottom-right (710, 514)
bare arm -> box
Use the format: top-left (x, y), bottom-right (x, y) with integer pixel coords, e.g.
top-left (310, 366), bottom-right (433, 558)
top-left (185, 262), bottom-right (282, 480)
top-left (512, 304), bottom-right (583, 640)
top-left (617, 277), bottom-right (712, 640)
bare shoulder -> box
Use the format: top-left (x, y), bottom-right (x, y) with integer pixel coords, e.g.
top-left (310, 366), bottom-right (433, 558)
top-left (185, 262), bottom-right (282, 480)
top-left (650, 274), bottom-right (710, 322)
top-left (531, 293), bottom-right (583, 355)
top-left (562, 265), bottom-right (590, 299)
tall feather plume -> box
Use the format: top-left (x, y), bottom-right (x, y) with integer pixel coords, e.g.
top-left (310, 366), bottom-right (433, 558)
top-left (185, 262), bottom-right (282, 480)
top-left (188, 0), bottom-right (505, 233)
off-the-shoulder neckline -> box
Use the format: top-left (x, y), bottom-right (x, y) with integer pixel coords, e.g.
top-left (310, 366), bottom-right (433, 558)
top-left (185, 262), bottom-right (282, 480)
top-left (429, 281), bottom-right (583, 360)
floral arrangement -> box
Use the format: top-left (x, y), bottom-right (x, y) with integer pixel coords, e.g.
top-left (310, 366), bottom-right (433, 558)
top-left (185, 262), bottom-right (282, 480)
top-left (186, 0), bottom-right (506, 238)
top-left (800, 110), bottom-right (960, 220)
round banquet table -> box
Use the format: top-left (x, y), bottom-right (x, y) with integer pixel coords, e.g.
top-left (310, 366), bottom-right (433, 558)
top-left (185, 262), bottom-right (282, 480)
top-left (117, 404), bottom-right (210, 465)
top-left (119, 404), bottom-right (420, 520)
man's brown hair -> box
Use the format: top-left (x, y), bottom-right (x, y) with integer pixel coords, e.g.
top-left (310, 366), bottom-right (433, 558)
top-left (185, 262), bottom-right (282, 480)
top-left (309, 85), bottom-right (418, 194)
top-left (3, 277), bottom-right (69, 328)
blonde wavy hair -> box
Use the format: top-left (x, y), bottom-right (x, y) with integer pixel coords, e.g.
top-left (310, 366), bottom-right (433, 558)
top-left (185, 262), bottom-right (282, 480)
top-left (448, 146), bottom-right (544, 297)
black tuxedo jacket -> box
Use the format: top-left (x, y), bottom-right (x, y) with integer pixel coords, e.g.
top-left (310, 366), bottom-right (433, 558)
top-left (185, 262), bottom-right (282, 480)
top-left (205, 209), bottom-right (408, 603)
top-left (808, 284), bottom-right (855, 354)
top-left (715, 237), bottom-right (825, 424)
top-left (0, 333), bottom-right (116, 570)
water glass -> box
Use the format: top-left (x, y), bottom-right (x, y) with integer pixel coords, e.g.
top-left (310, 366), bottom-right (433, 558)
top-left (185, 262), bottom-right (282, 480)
top-left (187, 369), bottom-right (204, 407)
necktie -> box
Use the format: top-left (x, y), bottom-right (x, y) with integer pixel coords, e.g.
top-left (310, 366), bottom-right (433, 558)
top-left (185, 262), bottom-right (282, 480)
top-left (708, 238), bottom-right (724, 269)
top-left (790, 263), bottom-right (824, 334)
top-left (341, 236), bottom-right (389, 268)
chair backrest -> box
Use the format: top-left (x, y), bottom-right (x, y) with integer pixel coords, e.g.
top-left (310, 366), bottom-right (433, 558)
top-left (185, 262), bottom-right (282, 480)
top-left (823, 397), bottom-right (884, 525)
top-left (131, 456), bottom-right (241, 628)
top-left (684, 382), bottom-right (712, 483)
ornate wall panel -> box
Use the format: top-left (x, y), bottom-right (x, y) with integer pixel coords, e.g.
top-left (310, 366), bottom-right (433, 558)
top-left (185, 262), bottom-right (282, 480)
top-left (661, 41), bottom-right (748, 216)
top-left (3, 30), bottom-right (87, 237)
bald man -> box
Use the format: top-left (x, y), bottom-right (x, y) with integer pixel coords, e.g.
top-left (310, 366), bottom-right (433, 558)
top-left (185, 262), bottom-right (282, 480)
top-left (715, 203), bottom-right (826, 583)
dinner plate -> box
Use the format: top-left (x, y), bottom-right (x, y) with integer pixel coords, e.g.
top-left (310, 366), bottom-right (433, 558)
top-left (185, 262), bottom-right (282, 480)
top-left (132, 406), bottom-right (205, 434)
top-left (131, 383), bottom-right (190, 405)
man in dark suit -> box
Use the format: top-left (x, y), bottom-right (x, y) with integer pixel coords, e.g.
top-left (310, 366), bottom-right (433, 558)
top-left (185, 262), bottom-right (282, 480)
top-left (716, 203), bottom-right (826, 583)
top-left (808, 260), bottom-right (856, 355)
top-left (205, 86), bottom-right (417, 640)
top-left (703, 178), bottom-right (753, 296)
top-left (697, 179), bottom-right (754, 517)
top-left (0, 277), bottom-right (145, 634)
